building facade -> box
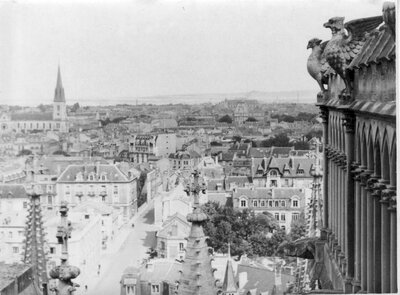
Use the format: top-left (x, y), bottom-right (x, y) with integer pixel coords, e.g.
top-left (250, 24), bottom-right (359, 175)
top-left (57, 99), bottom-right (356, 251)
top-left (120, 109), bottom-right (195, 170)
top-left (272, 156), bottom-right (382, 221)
top-left (309, 4), bottom-right (396, 294)
top-left (56, 163), bottom-right (138, 222)
top-left (129, 133), bottom-right (177, 163)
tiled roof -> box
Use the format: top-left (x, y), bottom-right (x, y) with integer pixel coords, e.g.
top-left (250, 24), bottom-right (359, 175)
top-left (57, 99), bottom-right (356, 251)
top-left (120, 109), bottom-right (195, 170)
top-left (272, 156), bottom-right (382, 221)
top-left (236, 264), bottom-right (293, 295)
top-left (225, 176), bottom-right (253, 185)
top-left (140, 259), bottom-right (182, 283)
top-left (0, 184), bottom-right (28, 199)
top-left (273, 188), bottom-right (305, 199)
top-left (248, 147), bottom-right (272, 158)
top-left (168, 150), bottom-right (201, 159)
top-left (11, 112), bottom-right (53, 121)
top-left (349, 26), bottom-right (395, 69)
top-left (268, 157), bottom-right (315, 178)
top-left (270, 146), bottom-right (294, 157)
top-left (57, 164), bottom-right (129, 182)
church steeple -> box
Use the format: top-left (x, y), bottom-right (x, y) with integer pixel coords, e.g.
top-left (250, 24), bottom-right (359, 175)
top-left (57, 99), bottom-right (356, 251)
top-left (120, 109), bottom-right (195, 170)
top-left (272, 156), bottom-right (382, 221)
top-left (53, 65), bottom-right (67, 123)
top-left (222, 243), bottom-right (239, 295)
top-left (54, 65), bottom-right (65, 103)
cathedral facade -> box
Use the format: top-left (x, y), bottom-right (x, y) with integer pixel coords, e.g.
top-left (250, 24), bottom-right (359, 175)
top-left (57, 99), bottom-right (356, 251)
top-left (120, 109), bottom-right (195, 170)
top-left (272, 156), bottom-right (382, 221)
top-left (308, 3), bottom-right (396, 294)
top-left (0, 66), bottom-right (69, 133)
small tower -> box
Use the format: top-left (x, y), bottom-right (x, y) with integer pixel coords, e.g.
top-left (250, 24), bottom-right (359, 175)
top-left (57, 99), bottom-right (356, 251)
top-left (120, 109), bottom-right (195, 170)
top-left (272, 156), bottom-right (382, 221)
top-left (222, 244), bottom-right (239, 295)
top-left (53, 66), bottom-right (67, 121)
top-left (177, 170), bottom-right (218, 295)
top-left (23, 185), bottom-right (49, 293)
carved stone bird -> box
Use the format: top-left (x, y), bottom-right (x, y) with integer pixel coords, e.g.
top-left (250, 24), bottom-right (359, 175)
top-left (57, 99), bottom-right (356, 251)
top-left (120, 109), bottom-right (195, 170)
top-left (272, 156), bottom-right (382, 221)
top-left (306, 38), bottom-right (331, 93)
top-left (323, 16), bottom-right (383, 95)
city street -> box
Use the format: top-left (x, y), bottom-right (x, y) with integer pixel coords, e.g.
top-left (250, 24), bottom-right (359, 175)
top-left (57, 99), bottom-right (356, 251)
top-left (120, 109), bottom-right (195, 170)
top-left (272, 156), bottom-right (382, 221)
top-left (85, 202), bottom-right (159, 295)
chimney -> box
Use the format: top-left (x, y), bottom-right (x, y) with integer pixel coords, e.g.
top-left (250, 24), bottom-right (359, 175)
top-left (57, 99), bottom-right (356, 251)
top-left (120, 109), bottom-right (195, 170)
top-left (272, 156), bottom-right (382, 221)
top-left (238, 271), bottom-right (248, 289)
top-left (215, 156), bottom-right (218, 165)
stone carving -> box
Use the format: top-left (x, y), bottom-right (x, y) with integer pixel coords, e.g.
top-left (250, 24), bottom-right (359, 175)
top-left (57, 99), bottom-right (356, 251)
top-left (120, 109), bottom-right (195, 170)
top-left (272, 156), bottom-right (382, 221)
top-left (49, 202), bottom-right (80, 295)
top-left (307, 38), bottom-right (332, 93)
top-left (383, 2), bottom-right (396, 38)
top-left (323, 15), bottom-right (383, 96)
top-left (342, 113), bottom-right (356, 133)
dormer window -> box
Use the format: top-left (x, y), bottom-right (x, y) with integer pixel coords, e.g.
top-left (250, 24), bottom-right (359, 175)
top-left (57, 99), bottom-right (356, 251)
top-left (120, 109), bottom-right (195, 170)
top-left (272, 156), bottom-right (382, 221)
top-left (76, 172), bottom-right (83, 181)
top-left (297, 169), bottom-right (304, 175)
top-left (101, 174), bottom-right (107, 181)
top-left (269, 170), bottom-right (277, 177)
top-left (89, 174), bottom-right (95, 181)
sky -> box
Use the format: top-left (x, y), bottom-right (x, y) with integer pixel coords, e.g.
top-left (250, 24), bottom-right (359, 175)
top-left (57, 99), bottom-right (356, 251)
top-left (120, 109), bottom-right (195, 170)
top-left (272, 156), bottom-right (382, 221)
top-left (0, 0), bottom-right (389, 106)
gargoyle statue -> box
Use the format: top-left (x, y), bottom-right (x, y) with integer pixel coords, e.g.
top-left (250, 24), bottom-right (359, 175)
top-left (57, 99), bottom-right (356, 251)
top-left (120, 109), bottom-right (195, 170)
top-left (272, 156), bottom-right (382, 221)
top-left (323, 15), bottom-right (383, 95)
top-left (49, 265), bottom-right (80, 295)
top-left (306, 38), bottom-right (332, 93)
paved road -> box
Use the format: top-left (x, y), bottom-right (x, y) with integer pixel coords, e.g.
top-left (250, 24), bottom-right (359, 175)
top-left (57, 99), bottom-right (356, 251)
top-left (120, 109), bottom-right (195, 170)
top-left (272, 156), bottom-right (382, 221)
top-left (85, 203), bottom-right (159, 295)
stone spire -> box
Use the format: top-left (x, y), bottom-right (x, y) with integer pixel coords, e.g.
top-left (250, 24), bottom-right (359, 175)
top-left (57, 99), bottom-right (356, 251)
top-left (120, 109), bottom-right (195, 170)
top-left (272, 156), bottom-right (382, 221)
top-left (222, 244), bottom-right (238, 294)
top-left (49, 202), bottom-right (80, 295)
top-left (23, 185), bottom-right (49, 293)
top-left (178, 170), bottom-right (218, 295)
top-left (54, 65), bottom-right (65, 103)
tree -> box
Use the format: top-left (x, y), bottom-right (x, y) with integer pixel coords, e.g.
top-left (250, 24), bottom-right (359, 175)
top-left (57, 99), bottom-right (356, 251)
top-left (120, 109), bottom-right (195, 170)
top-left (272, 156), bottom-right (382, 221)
top-left (305, 129), bottom-right (323, 141)
top-left (71, 102), bottom-right (80, 113)
top-left (218, 115), bottom-right (233, 124)
top-left (245, 117), bottom-right (257, 122)
top-left (260, 133), bottom-right (291, 147)
top-left (210, 141), bottom-right (223, 146)
top-left (17, 149), bottom-right (32, 156)
top-left (294, 141), bottom-right (310, 150)
top-left (37, 104), bottom-right (46, 112)
top-left (232, 135), bottom-right (242, 143)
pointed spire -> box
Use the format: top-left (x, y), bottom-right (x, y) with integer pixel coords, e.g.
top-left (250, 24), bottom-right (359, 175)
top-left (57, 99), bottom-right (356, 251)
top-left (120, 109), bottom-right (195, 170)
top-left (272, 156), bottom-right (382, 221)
top-left (222, 243), bottom-right (238, 294)
top-left (54, 65), bottom-right (65, 102)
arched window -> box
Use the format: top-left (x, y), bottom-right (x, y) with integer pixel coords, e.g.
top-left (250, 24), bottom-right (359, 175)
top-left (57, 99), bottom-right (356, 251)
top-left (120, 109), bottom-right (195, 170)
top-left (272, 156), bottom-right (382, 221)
top-left (101, 174), bottom-right (107, 181)
top-left (269, 170), bottom-right (277, 177)
top-left (292, 196), bottom-right (299, 208)
top-left (240, 198), bottom-right (247, 208)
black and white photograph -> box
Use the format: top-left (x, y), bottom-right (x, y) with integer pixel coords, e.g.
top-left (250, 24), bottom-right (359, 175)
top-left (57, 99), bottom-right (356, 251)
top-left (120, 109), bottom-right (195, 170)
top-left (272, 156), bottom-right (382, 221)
top-left (0, 0), bottom-right (396, 294)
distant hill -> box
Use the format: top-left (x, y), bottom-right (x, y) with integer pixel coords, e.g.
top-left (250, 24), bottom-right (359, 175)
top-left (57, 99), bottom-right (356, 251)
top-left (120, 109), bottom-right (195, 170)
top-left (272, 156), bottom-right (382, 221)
top-left (74, 90), bottom-right (317, 106)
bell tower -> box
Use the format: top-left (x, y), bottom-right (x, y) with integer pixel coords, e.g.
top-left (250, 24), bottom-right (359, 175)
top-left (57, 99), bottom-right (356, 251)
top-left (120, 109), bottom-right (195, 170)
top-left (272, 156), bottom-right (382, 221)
top-left (53, 65), bottom-right (67, 121)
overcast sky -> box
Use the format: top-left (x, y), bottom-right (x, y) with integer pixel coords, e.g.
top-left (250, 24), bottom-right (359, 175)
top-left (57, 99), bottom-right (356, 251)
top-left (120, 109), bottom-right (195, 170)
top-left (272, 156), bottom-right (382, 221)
top-left (0, 0), bottom-right (388, 105)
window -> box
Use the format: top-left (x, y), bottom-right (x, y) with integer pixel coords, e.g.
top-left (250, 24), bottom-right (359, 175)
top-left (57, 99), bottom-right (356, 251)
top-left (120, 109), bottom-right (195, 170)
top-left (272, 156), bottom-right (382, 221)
top-left (260, 201), bottom-right (265, 207)
top-left (13, 247), bottom-right (19, 253)
top-left (269, 170), bottom-right (277, 176)
top-left (89, 174), bottom-right (94, 181)
top-left (285, 179), bottom-right (289, 186)
top-left (281, 201), bottom-right (286, 207)
top-left (179, 243), bottom-right (184, 251)
top-left (114, 186), bottom-right (118, 194)
top-left (160, 241), bottom-right (165, 250)
top-left (151, 284), bottom-right (160, 293)
top-left (271, 180), bottom-right (277, 187)
top-left (297, 169), bottom-right (304, 175)
top-left (275, 201), bottom-right (279, 207)
top-left (56, 123), bottom-right (60, 129)
top-left (268, 200), bottom-right (273, 207)
top-left (281, 225), bottom-right (286, 231)
top-left (281, 214), bottom-right (286, 221)
top-left (275, 213), bottom-right (280, 221)
top-left (23, 202), bottom-right (27, 209)
top-left (85, 214), bottom-right (90, 219)
top-left (240, 199), bottom-right (247, 208)
top-left (292, 213), bottom-right (299, 221)
top-left (292, 200), bottom-right (299, 208)
top-left (253, 200), bottom-right (258, 207)
top-left (48, 196), bottom-right (52, 204)
top-left (101, 175), bottom-right (106, 181)
top-left (65, 186), bottom-right (70, 195)
top-left (50, 247), bottom-right (56, 254)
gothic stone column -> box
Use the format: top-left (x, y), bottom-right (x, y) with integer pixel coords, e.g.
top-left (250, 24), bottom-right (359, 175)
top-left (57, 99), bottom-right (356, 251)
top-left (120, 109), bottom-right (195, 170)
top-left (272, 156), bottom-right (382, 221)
top-left (359, 170), bottom-right (371, 291)
top-left (366, 176), bottom-right (378, 292)
top-left (380, 185), bottom-right (392, 293)
top-left (321, 108), bottom-right (329, 235)
top-left (351, 163), bottom-right (363, 293)
top-left (343, 112), bottom-right (355, 292)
